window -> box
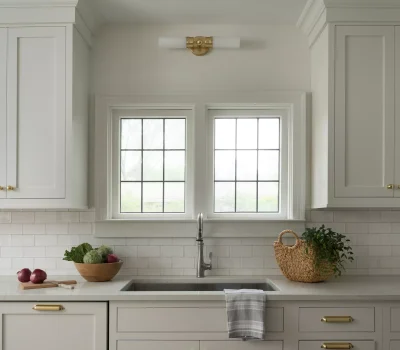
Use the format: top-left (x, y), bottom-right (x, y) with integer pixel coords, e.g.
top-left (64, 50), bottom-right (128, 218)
top-left (98, 96), bottom-right (306, 225)
top-left (111, 109), bottom-right (193, 219)
top-left (207, 109), bottom-right (290, 219)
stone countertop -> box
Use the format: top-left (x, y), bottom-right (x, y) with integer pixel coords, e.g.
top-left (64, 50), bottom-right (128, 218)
top-left (0, 275), bottom-right (399, 301)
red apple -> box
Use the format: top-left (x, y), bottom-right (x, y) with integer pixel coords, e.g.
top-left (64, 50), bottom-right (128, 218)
top-left (107, 254), bottom-right (119, 263)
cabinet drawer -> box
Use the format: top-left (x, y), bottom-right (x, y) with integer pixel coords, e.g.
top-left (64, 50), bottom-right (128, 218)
top-left (390, 341), bottom-right (400, 350)
top-left (201, 341), bottom-right (283, 350)
top-left (299, 341), bottom-right (375, 350)
top-left (117, 341), bottom-right (198, 350)
top-left (299, 307), bottom-right (374, 332)
top-left (390, 308), bottom-right (400, 331)
top-left (117, 307), bottom-right (283, 333)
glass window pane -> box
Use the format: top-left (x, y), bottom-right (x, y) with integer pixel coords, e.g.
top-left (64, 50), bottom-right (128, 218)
top-left (121, 151), bottom-right (141, 181)
top-left (143, 182), bottom-right (163, 212)
top-left (215, 150), bottom-right (235, 181)
top-left (143, 119), bottom-right (163, 149)
top-left (215, 182), bottom-right (235, 212)
top-left (237, 150), bottom-right (257, 180)
top-left (258, 182), bottom-right (279, 212)
top-left (164, 182), bottom-right (184, 212)
top-left (215, 119), bottom-right (236, 149)
top-left (121, 183), bottom-right (141, 212)
top-left (143, 151), bottom-right (163, 181)
top-left (165, 151), bottom-right (185, 181)
top-left (236, 182), bottom-right (256, 212)
top-left (121, 119), bottom-right (141, 149)
top-left (237, 119), bottom-right (257, 149)
top-left (258, 150), bottom-right (279, 181)
top-left (259, 118), bottom-right (280, 149)
top-left (165, 119), bottom-right (185, 149)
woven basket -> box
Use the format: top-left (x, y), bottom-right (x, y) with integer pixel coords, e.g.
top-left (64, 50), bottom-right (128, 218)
top-left (274, 229), bottom-right (334, 283)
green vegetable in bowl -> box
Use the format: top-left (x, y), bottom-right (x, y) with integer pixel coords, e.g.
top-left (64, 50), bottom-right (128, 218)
top-left (97, 245), bottom-right (113, 262)
top-left (63, 243), bottom-right (93, 263)
top-left (83, 250), bottom-right (103, 264)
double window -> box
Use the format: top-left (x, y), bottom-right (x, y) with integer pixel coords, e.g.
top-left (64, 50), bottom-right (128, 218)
top-left (110, 104), bottom-right (301, 221)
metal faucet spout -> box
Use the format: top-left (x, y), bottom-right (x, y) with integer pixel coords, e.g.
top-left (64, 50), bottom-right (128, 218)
top-left (196, 213), bottom-right (212, 277)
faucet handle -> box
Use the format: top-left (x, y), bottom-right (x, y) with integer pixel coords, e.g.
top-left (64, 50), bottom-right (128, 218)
top-left (208, 252), bottom-right (213, 269)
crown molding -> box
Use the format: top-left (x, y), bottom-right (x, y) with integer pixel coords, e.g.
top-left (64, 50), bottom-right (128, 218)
top-left (298, 0), bottom-right (400, 47)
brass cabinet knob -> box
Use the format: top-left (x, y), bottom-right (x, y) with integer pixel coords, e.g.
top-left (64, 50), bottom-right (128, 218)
top-left (0, 186), bottom-right (4, 191)
top-left (387, 184), bottom-right (394, 190)
top-left (7, 186), bottom-right (15, 191)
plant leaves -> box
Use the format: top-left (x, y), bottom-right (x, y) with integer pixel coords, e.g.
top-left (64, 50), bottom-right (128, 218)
top-left (63, 243), bottom-right (93, 263)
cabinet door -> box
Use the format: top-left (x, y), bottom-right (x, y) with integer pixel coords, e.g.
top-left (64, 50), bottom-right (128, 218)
top-left (6, 27), bottom-right (66, 199)
top-left (200, 341), bottom-right (282, 350)
top-left (0, 29), bottom-right (6, 199)
top-left (394, 27), bottom-right (400, 196)
top-left (299, 341), bottom-right (374, 350)
top-left (335, 26), bottom-right (395, 198)
top-left (0, 302), bottom-right (107, 350)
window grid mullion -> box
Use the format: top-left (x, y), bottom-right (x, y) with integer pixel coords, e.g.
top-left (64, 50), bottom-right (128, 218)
top-left (141, 118), bottom-right (144, 213)
top-left (234, 118), bottom-right (237, 213)
top-left (256, 118), bottom-right (259, 213)
top-left (162, 119), bottom-right (165, 213)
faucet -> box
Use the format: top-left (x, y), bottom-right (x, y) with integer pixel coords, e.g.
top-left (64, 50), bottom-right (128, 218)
top-left (196, 213), bottom-right (212, 278)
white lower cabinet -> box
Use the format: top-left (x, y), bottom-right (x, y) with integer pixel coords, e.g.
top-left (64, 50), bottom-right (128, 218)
top-left (117, 341), bottom-right (199, 350)
top-left (200, 341), bottom-right (283, 350)
top-left (0, 302), bottom-right (107, 350)
top-left (299, 341), bottom-right (375, 350)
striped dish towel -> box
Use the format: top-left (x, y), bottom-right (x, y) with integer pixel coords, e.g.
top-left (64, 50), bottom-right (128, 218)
top-left (224, 289), bottom-right (266, 340)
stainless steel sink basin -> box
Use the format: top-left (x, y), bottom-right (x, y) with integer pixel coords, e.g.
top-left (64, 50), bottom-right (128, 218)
top-left (121, 281), bottom-right (277, 292)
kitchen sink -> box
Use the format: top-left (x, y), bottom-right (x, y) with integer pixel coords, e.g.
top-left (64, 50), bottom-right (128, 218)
top-left (121, 280), bottom-right (278, 292)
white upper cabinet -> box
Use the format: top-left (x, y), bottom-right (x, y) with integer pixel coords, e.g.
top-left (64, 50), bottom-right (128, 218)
top-left (311, 25), bottom-right (400, 208)
top-left (334, 26), bottom-right (395, 199)
top-left (0, 25), bottom-right (89, 209)
top-left (0, 29), bottom-right (6, 200)
top-left (6, 27), bottom-right (66, 200)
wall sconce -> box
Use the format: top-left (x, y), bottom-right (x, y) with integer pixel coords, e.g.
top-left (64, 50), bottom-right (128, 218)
top-left (158, 36), bottom-right (241, 56)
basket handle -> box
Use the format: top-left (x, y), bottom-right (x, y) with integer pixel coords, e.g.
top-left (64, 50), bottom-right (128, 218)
top-left (277, 229), bottom-right (301, 248)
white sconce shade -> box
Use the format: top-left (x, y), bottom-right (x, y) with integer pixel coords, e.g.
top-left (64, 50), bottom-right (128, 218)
top-left (158, 36), bottom-right (240, 56)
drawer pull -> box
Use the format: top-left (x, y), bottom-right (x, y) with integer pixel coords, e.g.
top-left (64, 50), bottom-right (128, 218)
top-left (321, 316), bottom-right (353, 323)
top-left (321, 343), bottom-right (353, 349)
top-left (33, 304), bottom-right (64, 311)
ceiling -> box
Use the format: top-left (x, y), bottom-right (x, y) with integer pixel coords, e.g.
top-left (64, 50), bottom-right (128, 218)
top-left (88, 0), bottom-right (309, 25)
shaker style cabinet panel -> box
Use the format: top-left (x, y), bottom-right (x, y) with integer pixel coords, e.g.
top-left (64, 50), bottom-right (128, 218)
top-left (6, 27), bottom-right (66, 199)
top-left (311, 25), bottom-right (400, 207)
top-left (0, 302), bottom-right (107, 350)
top-left (334, 26), bottom-right (395, 198)
top-left (0, 29), bottom-right (6, 199)
top-left (200, 341), bottom-right (283, 350)
top-left (0, 25), bottom-right (89, 209)
top-left (117, 341), bottom-right (199, 350)
top-left (299, 341), bottom-right (375, 350)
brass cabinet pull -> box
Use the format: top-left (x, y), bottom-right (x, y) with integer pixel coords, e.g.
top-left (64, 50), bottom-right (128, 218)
top-left (321, 343), bottom-right (353, 349)
top-left (6, 185), bottom-right (15, 191)
top-left (321, 316), bottom-right (353, 323)
top-left (0, 186), bottom-right (4, 191)
top-left (387, 184), bottom-right (394, 189)
top-left (32, 304), bottom-right (64, 311)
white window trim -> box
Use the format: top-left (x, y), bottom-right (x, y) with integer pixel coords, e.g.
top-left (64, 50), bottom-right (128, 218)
top-left (207, 107), bottom-right (289, 220)
top-left (111, 108), bottom-right (195, 220)
top-left (94, 93), bottom-right (306, 237)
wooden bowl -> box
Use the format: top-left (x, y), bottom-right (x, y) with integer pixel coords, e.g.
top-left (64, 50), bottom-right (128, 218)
top-left (74, 261), bottom-right (123, 282)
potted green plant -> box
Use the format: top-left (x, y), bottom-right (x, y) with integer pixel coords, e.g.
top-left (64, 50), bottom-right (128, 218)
top-left (274, 225), bottom-right (354, 283)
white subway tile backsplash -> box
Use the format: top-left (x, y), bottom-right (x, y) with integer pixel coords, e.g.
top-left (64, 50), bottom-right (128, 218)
top-left (11, 212), bottom-right (34, 223)
top-left (35, 235), bottom-right (58, 246)
top-left (0, 208), bottom-right (396, 276)
top-left (11, 235), bottom-right (34, 246)
top-left (23, 224), bottom-right (46, 235)
top-left (161, 246), bottom-right (183, 257)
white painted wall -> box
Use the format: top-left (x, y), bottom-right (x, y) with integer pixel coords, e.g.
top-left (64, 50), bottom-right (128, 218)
top-left (92, 24), bottom-right (310, 95)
